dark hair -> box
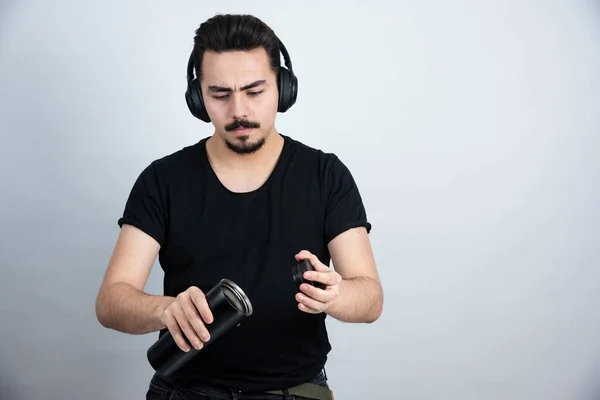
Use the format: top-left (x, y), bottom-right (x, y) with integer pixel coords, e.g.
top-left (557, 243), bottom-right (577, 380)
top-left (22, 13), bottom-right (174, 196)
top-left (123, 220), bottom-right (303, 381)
top-left (192, 14), bottom-right (281, 81)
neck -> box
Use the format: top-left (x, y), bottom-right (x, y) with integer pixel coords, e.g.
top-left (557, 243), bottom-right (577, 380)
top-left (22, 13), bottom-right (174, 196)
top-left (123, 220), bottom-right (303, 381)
top-left (206, 130), bottom-right (284, 172)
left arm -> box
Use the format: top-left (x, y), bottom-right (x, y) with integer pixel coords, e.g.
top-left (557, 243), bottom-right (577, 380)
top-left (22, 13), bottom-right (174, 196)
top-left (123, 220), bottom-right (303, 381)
top-left (295, 227), bottom-right (384, 323)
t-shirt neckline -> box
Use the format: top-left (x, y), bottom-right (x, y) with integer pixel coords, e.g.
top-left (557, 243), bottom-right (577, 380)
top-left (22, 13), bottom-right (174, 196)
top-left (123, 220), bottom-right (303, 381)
top-left (199, 134), bottom-right (291, 196)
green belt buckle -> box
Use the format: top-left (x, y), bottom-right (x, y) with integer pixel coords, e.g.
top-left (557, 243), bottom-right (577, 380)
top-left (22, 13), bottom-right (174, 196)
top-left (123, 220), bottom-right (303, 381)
top-left (265, 383), bottom-right (333, 400)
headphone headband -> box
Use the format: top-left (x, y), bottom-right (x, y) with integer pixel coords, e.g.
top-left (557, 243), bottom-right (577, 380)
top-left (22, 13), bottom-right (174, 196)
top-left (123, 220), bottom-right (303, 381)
top-left (186, 38), bottom-right (293, 83)
top-left (278, 38), bottom-right (293, 74)
top-left (186, 50), bottom-right (195, 84)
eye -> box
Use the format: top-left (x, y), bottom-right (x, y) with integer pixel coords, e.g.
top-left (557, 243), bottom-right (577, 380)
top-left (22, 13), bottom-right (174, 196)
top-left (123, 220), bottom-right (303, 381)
top-left (213, 94), bottom-right (229, 100)
top-left (248, 91), bottom-right (263, 96)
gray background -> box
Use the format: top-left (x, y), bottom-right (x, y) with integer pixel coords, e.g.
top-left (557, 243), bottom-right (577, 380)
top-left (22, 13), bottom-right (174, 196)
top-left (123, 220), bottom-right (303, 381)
top-left (1, 1), bottom-right (599, 399)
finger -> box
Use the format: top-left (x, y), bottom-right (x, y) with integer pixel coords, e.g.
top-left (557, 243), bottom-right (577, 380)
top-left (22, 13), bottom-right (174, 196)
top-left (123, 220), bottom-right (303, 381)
top-left (299, 252), bottom-right (329, 273)
top-left (298, 302), bottom-right (321, 314)
top-left (181, 294), bottom-right (210, 345)
top-left (174, 294), bottom-right (203, 350)
top-left (190, 287), bottom-right (214, 325)
top-left (294, 250), bottom-right (313, 262)
top-left (175, 311), bottom-right (203, 351)
top-left (309, 260), bottom-right (331, 272)
top-left (299, 283), bottom-right (333, 303)
top-left (304, 270), bottom-right (339, 286)
top-left (164, 309), bottom-right (191, 352)
top-left (296, 292), bottom-right (326, 313)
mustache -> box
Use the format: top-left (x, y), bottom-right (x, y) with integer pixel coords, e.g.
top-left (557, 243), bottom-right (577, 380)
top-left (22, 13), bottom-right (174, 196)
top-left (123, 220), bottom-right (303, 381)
top-left (225, 119), bottom-right (260, 131)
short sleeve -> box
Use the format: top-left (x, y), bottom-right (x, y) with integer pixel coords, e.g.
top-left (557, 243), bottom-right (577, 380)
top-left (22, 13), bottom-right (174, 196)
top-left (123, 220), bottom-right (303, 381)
top-left (117, 162), bottom-right (167, 246)
top-left (323, 155), bottom-right (372, 244)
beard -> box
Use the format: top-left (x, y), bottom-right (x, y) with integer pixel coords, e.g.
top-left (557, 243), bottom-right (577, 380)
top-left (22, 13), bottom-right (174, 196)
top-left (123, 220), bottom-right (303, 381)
top-left (224, 118), bottom-right (265, 155)
top-left (225, 135), bottom-right (266, 155)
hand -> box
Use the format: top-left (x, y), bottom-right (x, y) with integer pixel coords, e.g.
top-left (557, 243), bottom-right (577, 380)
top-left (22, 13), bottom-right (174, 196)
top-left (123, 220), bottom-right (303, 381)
top-left (294, 250), bottom-right (342, 314)
top-left (160, 286), bottom-right (214, 352)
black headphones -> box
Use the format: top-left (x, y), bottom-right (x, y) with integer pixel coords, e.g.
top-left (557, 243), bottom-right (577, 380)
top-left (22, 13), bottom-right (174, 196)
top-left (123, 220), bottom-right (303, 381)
top-left (185, 38), bottom-right (298, 123)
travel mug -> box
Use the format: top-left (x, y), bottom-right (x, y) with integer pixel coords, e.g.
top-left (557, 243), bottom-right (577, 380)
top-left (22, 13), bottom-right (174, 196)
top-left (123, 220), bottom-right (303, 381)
top-left (147, 278), bottom-right (253, 378)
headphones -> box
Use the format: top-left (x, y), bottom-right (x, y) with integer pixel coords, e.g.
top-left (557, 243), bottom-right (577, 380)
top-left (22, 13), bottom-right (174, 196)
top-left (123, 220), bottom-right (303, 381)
top-left (185, 38), bottom-right (298, 123)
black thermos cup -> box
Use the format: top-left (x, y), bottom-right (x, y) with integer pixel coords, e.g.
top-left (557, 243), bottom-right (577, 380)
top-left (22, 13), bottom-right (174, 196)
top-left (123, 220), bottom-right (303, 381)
top-left (147, 278), bottom-right (253, 378)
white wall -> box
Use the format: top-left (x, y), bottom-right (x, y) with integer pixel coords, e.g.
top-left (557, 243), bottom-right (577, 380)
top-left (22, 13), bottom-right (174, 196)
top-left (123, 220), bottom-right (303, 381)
top-left (1, 1), bottom-right (599, 399)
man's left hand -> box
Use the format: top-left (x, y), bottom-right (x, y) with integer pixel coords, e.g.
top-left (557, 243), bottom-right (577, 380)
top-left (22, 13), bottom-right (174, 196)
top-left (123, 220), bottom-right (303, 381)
top-left (294, 250), bottom-right (342, 314)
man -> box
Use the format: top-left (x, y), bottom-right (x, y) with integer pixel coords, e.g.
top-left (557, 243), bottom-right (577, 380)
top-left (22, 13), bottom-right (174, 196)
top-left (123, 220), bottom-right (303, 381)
top-left (95, 13), bottom-right (383, 400)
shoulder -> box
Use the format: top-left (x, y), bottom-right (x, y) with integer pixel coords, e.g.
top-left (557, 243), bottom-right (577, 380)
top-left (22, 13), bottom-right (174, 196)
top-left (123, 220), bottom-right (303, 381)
top-left (148, 139), bottom-right (206, 173)
top-left (284, 136), bottom-right (372, 239)
top-left (134, 138), bottom-right (207, 185)
top-left (287, 137), bottom-right (356, 197)
top-left (284, 135), bottom-right (349, 178)
top-left (117, 140), bottom-right (207, 235)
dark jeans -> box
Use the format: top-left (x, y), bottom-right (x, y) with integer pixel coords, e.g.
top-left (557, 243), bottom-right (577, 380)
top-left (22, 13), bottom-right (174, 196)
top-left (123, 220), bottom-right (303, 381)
top-left (146, 370), bottom-right (330, 400)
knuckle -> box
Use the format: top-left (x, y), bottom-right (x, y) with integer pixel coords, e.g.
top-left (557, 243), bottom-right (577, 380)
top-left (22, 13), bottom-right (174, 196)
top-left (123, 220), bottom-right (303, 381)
top-left (177, 320), bottom-right (190, 335)
top-left (175, 338), bottom-right (189, 350)
top-left (171, 329), bottom-right (182, 340)
top-left (182, 327), bottom-right (199, 343)
top-left (183, 302), bottom-right (198, 316)
top-left (191, 292), bottom-right (207, 306)
top-left (190, 316), bottom-right (205, 329)
top-left (196, 300), bottom-right (212, 315)
top-left (166, 322), bottom-right (177, 334)
top-left (176, 313), bottom-right (192, 330)
top-left (195, 299), bottom-right (209, 312)
top-left (200, 304), bottom-right (212, 314)
top-left (192, 323), bottom-right (205, 337)
top-left (168, 330), bottom-right (189, 351)
top-left (190, 286), bottom-right (204, 296)
top-left (196, 326), bottom-right (210, 341)
top-left (201, 311), bottom-right (214, 324)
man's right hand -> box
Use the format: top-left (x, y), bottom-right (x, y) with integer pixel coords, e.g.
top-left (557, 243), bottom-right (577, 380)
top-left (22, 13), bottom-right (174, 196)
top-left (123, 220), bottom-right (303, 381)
top-left (160, 286), bottom-right (214, 352)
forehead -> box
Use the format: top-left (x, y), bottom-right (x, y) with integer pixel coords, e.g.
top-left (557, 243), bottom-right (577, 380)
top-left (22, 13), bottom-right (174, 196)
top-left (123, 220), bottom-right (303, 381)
top-left (201, 48), bottom-right (274, 84)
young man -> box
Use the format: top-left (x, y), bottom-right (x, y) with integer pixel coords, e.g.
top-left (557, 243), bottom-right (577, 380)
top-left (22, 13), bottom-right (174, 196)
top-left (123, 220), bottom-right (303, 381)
top-left (95, 13), bottom-right (383, 400)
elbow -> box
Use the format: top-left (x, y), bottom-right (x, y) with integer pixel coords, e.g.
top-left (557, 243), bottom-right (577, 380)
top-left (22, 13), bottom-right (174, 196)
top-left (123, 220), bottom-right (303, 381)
top-left (366, 291), bottom-right (384, 324)
top-left (95, 297), bottom-right (109, 328)
top-left (365, 304), bottom-right (383, 324)
top-left (94, 287), bottom-right (114, 329)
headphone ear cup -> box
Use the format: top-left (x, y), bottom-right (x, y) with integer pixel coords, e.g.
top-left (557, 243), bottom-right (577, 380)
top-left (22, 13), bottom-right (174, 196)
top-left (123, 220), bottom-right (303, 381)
top-left (185, 78), bottom-right (211, 123)
top-left (277, 67), bottom-right (298, 113)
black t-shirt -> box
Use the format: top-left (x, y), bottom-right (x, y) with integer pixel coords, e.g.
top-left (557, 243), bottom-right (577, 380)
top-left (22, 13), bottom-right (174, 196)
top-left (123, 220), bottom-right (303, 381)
top-left (117, 134), bottom-right (371, 391)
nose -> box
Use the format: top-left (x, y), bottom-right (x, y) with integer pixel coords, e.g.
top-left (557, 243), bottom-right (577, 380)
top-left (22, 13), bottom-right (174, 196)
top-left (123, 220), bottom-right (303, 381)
top-left (229, 92), bottom-right (248, 119)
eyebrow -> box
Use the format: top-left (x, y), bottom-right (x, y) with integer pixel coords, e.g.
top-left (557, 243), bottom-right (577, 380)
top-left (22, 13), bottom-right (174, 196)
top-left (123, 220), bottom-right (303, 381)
top-left (207, 80), bottom-right (266, 93)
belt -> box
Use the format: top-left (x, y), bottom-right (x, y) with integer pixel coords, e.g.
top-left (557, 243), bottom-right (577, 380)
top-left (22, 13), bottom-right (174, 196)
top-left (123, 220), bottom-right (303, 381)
top-left (264, 382), bottom-right (334, 400)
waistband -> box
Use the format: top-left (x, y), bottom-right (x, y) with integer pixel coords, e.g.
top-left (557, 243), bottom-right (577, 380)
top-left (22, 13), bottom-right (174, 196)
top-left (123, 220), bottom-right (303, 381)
top-left (150, 368), bottom-right (329, 398)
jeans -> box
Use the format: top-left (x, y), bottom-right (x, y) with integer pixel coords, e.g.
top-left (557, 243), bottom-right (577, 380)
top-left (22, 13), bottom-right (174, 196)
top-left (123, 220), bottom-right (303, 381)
top-left (146, 370), bottom-right (330, 400)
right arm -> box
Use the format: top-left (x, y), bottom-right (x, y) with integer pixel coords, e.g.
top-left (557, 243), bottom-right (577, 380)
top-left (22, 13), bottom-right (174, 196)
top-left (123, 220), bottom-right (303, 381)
top-left (98, 164), bottom-right (214, 351)
top-left (95, 224), bottom-right (215, 351)
top-left (94, 224), bottom-right (172, 335)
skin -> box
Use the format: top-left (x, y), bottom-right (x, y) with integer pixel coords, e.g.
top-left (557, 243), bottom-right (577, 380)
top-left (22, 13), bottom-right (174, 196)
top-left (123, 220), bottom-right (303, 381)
top-left (202, 47), bottom-right (285, 194)
top-left (94, 47), bottom-right (384, 353)
top-left (295, 227), bottom-right (383, 323)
